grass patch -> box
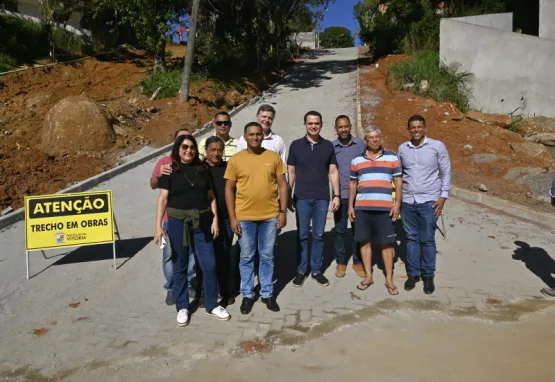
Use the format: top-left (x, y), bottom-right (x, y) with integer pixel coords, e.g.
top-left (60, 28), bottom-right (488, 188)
top-left (140, 69), bottom-right (223, 99)
top-left (387, 51), bottom-right (472, 113)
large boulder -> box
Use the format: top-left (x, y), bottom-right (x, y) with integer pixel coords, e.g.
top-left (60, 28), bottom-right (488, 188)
top-left (41, 95), bottom-right (116, 156)
top-left (465, 111), bottom-right (512, 128)
top-left (517, 116), bottom-right (555, 136)
top-left (509, 142), bottom-right (553, 165)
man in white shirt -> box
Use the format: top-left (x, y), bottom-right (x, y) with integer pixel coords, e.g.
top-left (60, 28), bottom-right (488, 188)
top-left (236, 104), bottom-right (287, 163)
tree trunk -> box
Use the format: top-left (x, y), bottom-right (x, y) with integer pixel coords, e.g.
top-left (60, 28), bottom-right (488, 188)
top-left (45, 23), bottom-right (56, 62)
top-left (179, 0), bottom-right (201, 102)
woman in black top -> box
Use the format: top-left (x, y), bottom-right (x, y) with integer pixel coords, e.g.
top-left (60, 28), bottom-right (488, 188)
top-left (154, 134), bottom-right (230, 326)
top-left (204, 136), bottom-right (239, 306)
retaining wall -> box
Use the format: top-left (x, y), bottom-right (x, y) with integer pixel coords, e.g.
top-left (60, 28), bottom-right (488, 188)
top-left (440, 13), bottom-right (555, 117)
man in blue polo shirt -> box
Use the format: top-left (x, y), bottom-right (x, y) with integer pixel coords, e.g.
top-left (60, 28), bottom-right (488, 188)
top-left (332, 115), bottom-right (367, 279)
top-left (288, 111), bottom-right (341, 287)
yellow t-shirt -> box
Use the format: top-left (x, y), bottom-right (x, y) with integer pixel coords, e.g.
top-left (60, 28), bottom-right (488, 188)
top-left (224, 149), bottom-right (286, 221)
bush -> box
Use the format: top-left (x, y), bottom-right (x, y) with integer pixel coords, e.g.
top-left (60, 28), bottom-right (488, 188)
top-left (0, 15), bottom-right (48, 70)
top-left (0, 53), bottom-right (17, 72)
top-left (140, 70), bottom-right (217, 99)
top-left (387, 51), bottom-right (472, 112)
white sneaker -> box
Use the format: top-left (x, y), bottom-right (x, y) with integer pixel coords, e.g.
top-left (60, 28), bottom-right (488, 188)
top-left (207, 306), bottom-right (231, 321)
top-left (176, 309), bottom-right (190, 326)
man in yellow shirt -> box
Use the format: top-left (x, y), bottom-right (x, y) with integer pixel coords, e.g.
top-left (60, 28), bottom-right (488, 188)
top-left (225, 122), bottom-right (289, 314)
top-left (199, 111), bottom-right (238, 161)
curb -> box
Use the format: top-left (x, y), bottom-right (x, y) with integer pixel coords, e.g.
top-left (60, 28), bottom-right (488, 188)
top-left (353, 50), bottom-right (555, 229)
top-left (0, 79), bottom-right (276, 230)
top-left (450, 187), bottom-right (555, 229)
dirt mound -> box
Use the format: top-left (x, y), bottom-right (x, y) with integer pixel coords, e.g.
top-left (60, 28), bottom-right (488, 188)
top-left (41, 95), bottom-right (116, 156)
top-left (358, 49), bottom-right (554, 213)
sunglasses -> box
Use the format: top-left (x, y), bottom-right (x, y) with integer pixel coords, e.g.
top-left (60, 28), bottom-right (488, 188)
top-left (180, 144), bottom-right (197, 151)
top-left (215, 121), bottom-right (231, 126)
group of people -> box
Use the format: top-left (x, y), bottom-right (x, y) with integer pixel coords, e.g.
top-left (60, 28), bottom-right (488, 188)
top-left (152, 104), bottom-right (452, 327)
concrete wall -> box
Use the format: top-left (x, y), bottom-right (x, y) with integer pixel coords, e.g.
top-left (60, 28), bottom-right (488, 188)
top-left (296, 31), bottom-right (317, 50)
top-left (440, 14), bottom-right (555, 118)
top-left (540, 0), bottom-right (555, 40)
top-left (450, 12), bottom-right (513, 31)
top-left (12, 0), bottom-right (82, 31)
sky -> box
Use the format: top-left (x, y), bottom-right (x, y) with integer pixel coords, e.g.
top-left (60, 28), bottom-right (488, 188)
top-left (321, 0), bottom-right (363, 46)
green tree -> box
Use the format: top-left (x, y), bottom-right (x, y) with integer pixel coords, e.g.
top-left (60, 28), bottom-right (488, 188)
top-left (320, 26), bottom-right (354, 48)
top-left (93, 0), bottom-right (189, 71)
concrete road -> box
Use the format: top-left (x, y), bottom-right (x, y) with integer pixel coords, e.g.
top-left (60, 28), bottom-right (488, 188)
top-left (1, 48), bottom-right (554, 381)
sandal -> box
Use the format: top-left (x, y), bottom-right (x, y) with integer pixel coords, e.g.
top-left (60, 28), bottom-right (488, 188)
top-left (385, 284), bottom-right (399, 295)
top-left (356, 280), bottom-right (374, 291)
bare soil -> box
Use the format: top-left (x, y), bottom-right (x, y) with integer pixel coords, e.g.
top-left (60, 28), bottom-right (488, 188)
top-left (358, 49), bottom-right (554, 213)
top-left (0, 44), bottom-right (293, 210)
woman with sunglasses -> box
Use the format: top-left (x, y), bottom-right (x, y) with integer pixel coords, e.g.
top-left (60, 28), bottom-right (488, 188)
top-left (154, 134), bottom-right (231, 326)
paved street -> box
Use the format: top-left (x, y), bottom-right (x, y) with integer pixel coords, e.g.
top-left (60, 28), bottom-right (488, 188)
top-left (1, 48), bottom-right (554, 381)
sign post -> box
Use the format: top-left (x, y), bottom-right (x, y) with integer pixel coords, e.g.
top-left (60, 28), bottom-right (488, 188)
top-left (24, 190), bottom-right (116, 279)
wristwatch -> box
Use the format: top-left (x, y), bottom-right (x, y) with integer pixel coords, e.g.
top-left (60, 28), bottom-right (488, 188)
top-left (279, 209), bottom-right (288, 215)
top-left (332, 194), bottom-right (340, 199)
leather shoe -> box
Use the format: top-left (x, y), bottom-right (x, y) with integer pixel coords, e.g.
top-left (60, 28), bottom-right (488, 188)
top-left (261, 296), bottom-right (280, 312)
top-left (240, 297), bottom-right (254, 314)
top-left (423, 276), bottom-right (435, 294)
top-left (404, 276), bottom-right (420, 291)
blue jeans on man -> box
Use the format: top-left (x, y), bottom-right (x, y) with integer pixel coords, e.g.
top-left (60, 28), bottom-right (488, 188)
top-left (333, 198), bottom-right (361, 266)
top-left (162, 222), bottom-right (196, 294)
top-left (238, 218), bottom-right (277, 299)
top-left (296, 199), bottom-right (329, 274)
top-left (401, 201), bottom-right (438, 277)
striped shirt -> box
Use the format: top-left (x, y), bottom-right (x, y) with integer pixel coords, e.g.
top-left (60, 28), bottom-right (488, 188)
top-left (350, 148), bottom-right (402, 212)
top-left (199, 134), bottom-right (238, 162)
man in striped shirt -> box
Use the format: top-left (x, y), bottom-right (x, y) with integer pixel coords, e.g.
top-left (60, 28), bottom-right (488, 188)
top-left (348, 126), bottom-right (402, 295)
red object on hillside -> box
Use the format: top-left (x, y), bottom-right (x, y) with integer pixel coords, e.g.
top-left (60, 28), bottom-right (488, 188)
top-left (178, 27), bottom-right (190, 43)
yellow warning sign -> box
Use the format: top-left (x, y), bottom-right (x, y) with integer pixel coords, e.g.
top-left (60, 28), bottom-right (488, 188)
top-left (24, 191), bottom-right (115, 250)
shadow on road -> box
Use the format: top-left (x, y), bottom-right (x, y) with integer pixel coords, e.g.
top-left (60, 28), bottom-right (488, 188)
top-left (52, 237), bottom-right (152, 267)
top-left (512, 240), bottom-right (555, 288)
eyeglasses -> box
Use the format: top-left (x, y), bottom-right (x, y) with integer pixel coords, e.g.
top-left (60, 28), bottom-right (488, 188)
top-left (215, 121), bottom-right (231, 126)
top-left (180, 144), bottom-right (196, 151)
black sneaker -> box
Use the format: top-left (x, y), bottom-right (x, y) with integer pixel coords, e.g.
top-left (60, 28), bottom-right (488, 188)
top-left (311, 273), bottom-right (330, 287)
top-left (165, 290), bottom-right (176, 306)
top-left (423, 276), bottom-right (435, 295)
top-left (261, 296), bottom-right (280, 312)
top-left (404, 276), bottom-right (420, 291)
top-left (292, 271), bottom-right (307, 288)
top-left (240, 297), bottom-right (254, 315)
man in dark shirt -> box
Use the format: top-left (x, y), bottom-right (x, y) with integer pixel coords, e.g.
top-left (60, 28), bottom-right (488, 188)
top-left (204, 136), bottom-right (239, 306)
top-left (288, 111), bottom-right (341, 288)
top-left (332, 115), bottom-right (366, 279)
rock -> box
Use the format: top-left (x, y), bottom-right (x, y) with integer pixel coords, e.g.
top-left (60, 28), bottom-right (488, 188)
top-left (113, 124), bottom-right (128, 137)
top-left (478, 183), bottom-right (488, 192)
top-left (442, 120), bottom-right (447, 124)
top-left (509, 142), bottom-right (553, 165)
top-left (116, 115), bottom-right (126, 124)
top-left (402, 83), bottom-right (415, 89)
top-left (464, 144), bottom-right (473, 151)
top-left (465, 111), bottom-right (512, 128)
top-left (444, 112), bottom-right (450, 116)
top-left (420, 80), bottom-right (429, 91)
top-left (225, 90), bottom-right (242, 108)
top-left (526, 192), bottom-right (534, 198)
top-left (517, 116), bottom-right (555, 136)
top-left (524, 133), bottom-right (555, 146)
top-left (472, 153), bottom-right (506, 164)
top-left (41, 95), bottom-right (115, 156)
top-left (147, 106), bottom-right (160, 113)
top-left (503, 167), bottom-right (547, 181)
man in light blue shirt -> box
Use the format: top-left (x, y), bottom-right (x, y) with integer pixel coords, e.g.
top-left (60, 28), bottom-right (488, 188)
top-left (398, 115), bottom-right (451, 295)
top-left (332, 115), bottom-right (367, 279)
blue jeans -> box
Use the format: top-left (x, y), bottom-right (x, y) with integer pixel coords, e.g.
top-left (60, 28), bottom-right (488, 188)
top-left (296, 199), bottom-right (329, 274)
top-left (162, 222), bottom-right (196, 293)
top-left (167, 216), bottom-right (218, 312)
top-left (238, 218), bottom-right (277, 299)
top-left (333, 198), bottom-right (361, 266)
top-left (401, 201), bottom-right (438, 277)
